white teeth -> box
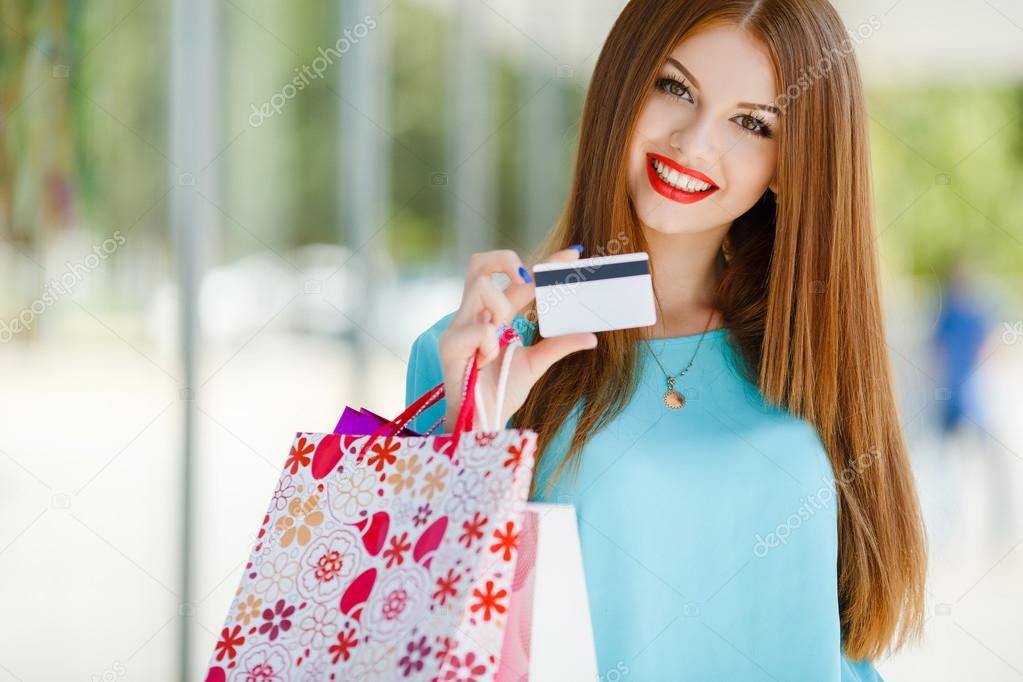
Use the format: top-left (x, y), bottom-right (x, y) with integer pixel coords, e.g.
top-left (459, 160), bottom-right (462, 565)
top-left (652, 159), bottom-right (712, 192)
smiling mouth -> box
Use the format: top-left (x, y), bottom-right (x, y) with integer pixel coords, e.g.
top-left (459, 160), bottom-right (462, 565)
top-left (645, 153), bottom-right (719, 204)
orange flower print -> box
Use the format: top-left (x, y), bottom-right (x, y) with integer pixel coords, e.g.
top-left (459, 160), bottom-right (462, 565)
top-left (386, 454), bottom-right (422, 495)
top-left (420, 464), bottom-right (448, 500)
top-left (286, 436), bottom-right (314, 474)
top-left (366, 437), bottom-right (400, 472)
top-left (490, 520), bottom-right (520, 562)
top-left (504, 438), bottom-right (529, 470)
top-left (275, 494), bottom-right (324, 547)
top-left (234, 593), bottom-right (262, 625)
top-left (214, 625), bottom-right (245, 662)
top-left (470, 580), bottom-right (507, 622)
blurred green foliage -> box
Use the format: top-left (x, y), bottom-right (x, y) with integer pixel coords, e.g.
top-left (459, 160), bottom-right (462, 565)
top-left (1, 0), bottom-right (1020, 301)
top-left (869, 87), bottom-right (1023, 281)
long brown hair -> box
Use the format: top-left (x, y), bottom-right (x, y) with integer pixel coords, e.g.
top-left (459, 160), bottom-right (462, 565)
top-left (511, 0), bottom-right (926, 662)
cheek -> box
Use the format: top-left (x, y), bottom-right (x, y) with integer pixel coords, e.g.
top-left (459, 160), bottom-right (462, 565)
top-left (631, 98), bottom-right (686, 153)
top-left (720, 143), bottom-right (776, 201)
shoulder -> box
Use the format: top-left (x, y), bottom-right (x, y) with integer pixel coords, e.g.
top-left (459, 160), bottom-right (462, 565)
top-left (412, 309), bottom-right (457, 347)
top-left (406, 309), bottom-right (458, 395)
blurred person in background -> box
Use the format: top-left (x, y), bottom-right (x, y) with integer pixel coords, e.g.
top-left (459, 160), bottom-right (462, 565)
top-left (931, 254), bottom-right (1011, 545)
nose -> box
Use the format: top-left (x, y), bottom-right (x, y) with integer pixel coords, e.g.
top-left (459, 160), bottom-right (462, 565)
top-left (669, 122), bottom-right (718, 176)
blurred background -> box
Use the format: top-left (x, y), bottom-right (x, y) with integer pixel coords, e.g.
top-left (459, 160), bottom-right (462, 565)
top-left (0, 0), bottom-right (1021, 680)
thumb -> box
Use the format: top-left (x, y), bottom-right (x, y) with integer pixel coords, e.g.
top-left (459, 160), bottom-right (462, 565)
top-left (522, 332), bottom-right (598, 379)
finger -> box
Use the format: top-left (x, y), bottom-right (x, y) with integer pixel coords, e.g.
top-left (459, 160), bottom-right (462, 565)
top-left (501, 247), bottom-right (585, 315)
top-left (464, 250), bottom-right (531, 296)
top-left (474, 323), bottom-right (503, 369)
top-left (521, 332), bottom-right (598, 379)
top-left (440, 321), bottom-right (501, 373)
top-left (543, 246), bottom-right (586, 264)
top-left (452, 274), bottom-right (516, 329)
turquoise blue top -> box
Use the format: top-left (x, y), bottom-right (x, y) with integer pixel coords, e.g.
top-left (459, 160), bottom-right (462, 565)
top-left (405, 310), bottom-right (884, 681)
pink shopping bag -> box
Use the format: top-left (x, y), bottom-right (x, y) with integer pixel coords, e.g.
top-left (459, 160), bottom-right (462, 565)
top-left (205, 328), bottom-right (539, 681)
top-left (330, 421), bottom-right (599, 680)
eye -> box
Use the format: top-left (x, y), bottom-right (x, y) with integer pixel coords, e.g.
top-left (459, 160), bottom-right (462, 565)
top-left (655, 76), bottom-right (694, 104)
top-left (734, 111), bottom-right (773, 139)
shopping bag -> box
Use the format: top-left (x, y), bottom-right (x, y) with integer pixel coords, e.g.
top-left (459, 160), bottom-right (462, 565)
top-left (205, 327), bottom-right (538, 681)
top-left (330, 431), bottom-right (599, 679)
top-left (493, 503), bottom-right (598, 682)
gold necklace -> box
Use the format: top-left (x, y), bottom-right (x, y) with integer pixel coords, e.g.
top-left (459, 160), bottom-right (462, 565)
top-left (641, 309), bottom-right (717, 410)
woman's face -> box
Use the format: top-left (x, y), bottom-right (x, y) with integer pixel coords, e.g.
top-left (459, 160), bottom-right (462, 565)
top-left (626, 24), bottom-right (781, 235)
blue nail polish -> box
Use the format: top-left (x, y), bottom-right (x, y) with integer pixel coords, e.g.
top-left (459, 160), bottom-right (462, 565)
top-left (570, 243), bottom-right (584, 253)
top-left (518, 265), bottom-right (533, 284)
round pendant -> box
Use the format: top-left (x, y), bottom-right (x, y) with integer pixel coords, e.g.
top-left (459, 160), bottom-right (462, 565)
top-left (664, 389), bottom-right (685, 409)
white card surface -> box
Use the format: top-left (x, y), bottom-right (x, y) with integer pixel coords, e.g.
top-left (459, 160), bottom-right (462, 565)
top-left (533, 251), bottom-right (656, 337)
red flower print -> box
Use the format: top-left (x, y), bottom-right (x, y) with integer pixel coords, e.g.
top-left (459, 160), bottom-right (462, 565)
top-left (459, 512), bottom-right (487, 548)
top-left (470, 580), bottom-right (507, 622)
top-left (490, 520), bottom-right (520, 562)
top-left (214, 625), bottom-right (245, 661)
top-left (383, 531), bottom-right (411, 568)
top-left (434, 636), bottom-right (454, 665)
top-left (504, 438), bottom-right (528, 469)
top-left (258, 599), bottom-right (295, 641)
top-left (432, 568), bottom-right (461, 606)
top-left (474, 432), bottom-right (496, 447)
top-left (442, 651), bottom-right (487, 681)
top-left (398, 635), bottom-right (432, 676)
top-left (329, 627), bottom-right (358, 664)
top-left (286, 437), bottom-right (314, 474)
top-left (315, 550), bottom-right (344, 583)
top-left (366, 437), bottom-right (400, 472)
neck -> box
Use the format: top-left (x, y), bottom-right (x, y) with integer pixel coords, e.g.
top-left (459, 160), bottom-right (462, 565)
top-left (641, 222), bottom-right (729, 337)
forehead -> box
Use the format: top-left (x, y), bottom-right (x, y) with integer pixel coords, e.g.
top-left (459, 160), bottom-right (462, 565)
top-left (667, 24), bottom-right (779, 104)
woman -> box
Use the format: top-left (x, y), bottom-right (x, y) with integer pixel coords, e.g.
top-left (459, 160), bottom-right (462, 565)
top-left (405, 0), bottom-right (927, 679)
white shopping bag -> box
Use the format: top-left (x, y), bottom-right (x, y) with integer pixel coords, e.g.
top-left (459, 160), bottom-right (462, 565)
top-left (496, 502), bottom-right (599, 681)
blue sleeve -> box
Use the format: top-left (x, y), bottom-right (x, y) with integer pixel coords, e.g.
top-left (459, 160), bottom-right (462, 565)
top-left (841, 654), bottom-right (884, 681)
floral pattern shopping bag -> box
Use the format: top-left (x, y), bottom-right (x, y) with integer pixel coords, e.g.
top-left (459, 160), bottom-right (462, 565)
top-left (205, 328), bottom-right (536, 681)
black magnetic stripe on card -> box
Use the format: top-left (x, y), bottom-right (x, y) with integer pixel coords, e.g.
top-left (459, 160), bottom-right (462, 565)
top-left (533, 258), bottom-right (649, 287)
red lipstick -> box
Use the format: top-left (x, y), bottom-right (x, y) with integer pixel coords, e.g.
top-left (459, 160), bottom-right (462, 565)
top-left (645, 152), bottom-right (719, 204)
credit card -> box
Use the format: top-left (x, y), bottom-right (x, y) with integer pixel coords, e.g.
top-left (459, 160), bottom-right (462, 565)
top-left (532, 251), bottom-right (656, 337)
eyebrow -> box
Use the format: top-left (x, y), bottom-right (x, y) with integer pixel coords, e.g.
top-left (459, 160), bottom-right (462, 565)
top-left (665, 57), bottom-right (782, 116)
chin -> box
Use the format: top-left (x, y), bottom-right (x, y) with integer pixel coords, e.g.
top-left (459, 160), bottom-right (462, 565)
top-left (643, 218), bottom-right (710, 235)
top-left (634, 197), bottom-right (718, 235)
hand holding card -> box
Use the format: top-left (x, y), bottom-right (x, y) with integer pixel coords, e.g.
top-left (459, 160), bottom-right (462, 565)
top-left (438, 247), bottom-right (599, 432)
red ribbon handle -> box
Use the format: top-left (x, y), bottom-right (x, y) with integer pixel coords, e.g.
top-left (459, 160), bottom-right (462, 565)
top-left (358, 326), bottom-right (522, 458)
